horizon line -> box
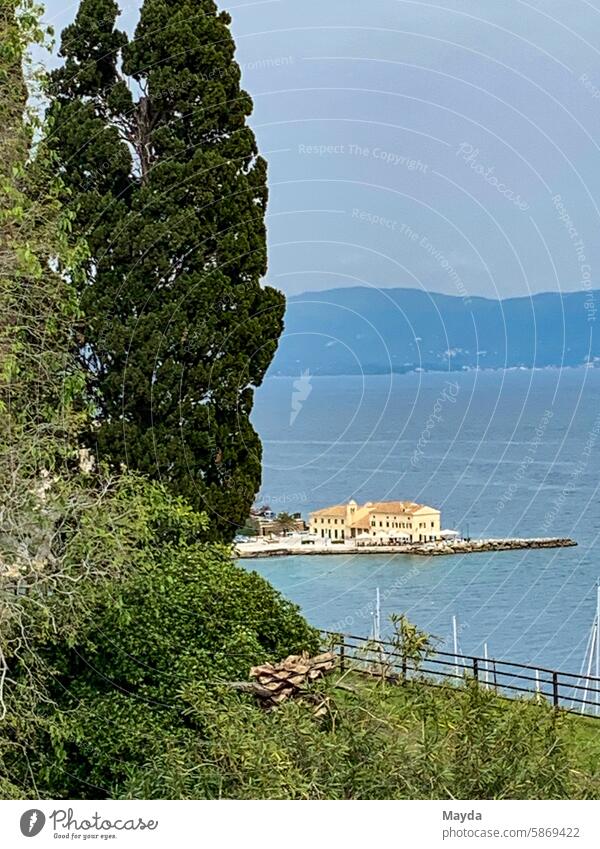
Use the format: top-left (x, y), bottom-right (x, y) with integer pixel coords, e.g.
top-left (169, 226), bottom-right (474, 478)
top-left (285, 284), bottom-right (598, 302)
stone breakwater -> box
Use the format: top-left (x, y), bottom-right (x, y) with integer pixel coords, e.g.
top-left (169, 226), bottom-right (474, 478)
top-left (236, 538), bottom-right (577, 559)
top-left (407, 537), bottom-right (577, 556)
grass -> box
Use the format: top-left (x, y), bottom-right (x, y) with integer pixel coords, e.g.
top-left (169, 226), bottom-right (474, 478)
top-left (320, 668), bottom-right (600, 798)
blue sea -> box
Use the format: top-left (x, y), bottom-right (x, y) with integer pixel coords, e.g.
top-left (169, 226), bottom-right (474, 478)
top-left (240, 368), bottom-right (600, 673)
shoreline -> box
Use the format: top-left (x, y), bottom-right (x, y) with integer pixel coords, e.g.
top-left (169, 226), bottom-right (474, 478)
top-left (236, 537), bottom-right (577, 559)
top-left (265, 365), bottom-right (600, 378)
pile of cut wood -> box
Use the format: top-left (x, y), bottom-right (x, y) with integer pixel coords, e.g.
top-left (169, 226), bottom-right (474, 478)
top-left (247, 651), bottom-right (336, 711)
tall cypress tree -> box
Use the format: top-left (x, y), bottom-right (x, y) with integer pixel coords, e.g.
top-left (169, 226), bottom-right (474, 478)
top-left (47, 0), bottom-right (284, 539)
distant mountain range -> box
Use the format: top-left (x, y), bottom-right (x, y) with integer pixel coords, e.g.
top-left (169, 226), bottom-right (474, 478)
top-left (269, 287), bottom-right (600, 375)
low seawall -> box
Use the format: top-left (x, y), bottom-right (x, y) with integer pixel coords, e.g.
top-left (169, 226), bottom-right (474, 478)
top-left (236, 537), bottom-right (577, 559)
top-left (405, 537), bottom-right (577, 556)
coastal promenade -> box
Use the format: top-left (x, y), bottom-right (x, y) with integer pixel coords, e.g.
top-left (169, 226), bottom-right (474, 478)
top-left (235, 536), bottom-right (577, 559)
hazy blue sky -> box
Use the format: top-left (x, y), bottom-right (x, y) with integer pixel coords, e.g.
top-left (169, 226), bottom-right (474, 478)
top-left (41, 0), bottom-right (600, 299)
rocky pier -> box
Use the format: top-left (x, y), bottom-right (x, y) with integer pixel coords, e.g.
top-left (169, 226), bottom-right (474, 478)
top-left (236, 537), bottom-right (577, 559)
top-left (405, 537), bottom-right (577, 556)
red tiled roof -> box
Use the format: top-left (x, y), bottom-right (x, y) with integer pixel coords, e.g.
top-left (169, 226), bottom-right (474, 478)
top-left (310, 499), bottom-right (440, 520)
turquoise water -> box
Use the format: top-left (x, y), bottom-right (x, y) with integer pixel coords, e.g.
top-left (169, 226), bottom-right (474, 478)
top-left (241, 368), bottom-right (600, 672)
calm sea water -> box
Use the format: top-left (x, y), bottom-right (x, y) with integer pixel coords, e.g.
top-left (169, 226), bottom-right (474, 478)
top-left (240, 368), bottom-right (600, 672)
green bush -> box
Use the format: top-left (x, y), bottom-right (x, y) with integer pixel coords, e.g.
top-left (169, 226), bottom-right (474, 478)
top-left (171, 677), bottom-right (599, 800)
top-left (6, 484), bottom-right (318, 799)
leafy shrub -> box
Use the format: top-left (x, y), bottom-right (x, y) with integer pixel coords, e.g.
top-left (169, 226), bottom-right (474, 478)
top-left (172, 677), bottom-right (599, 801)
top-left (3, 481), bottom-right (318, 799)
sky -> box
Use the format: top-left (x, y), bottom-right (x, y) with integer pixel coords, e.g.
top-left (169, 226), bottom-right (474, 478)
top-left (40, 0), bottom-right (600, 299)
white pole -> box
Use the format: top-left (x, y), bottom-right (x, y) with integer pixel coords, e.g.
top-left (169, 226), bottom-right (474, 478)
top-left (371, 596), bottom-right (374, 641)
top-left (535, 669), bottom-right (541, 702)
top-left (581, 620), bottom-right (597, 715)
top-left (571, 620), bottom-right (595, 711)
top-left (577, 620), bottom-right (595, 679)
top-left (483, 642), bottom-right (489, 690)
top-left (371, 587), bottom-right (381, 643)
top-left (452, 615), bottom-right (459, 680)
top-left (594, 581), bottom-right (600, 716)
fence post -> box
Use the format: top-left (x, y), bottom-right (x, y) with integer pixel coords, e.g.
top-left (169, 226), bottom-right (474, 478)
top-left (552, 671), bottom-right (559, 708)
top-left (473, 657), bottom-right (479, 684)
top-left (339, 634), bottom-right (345, 672)
top-left (401, 652), bottom-right (407, 683)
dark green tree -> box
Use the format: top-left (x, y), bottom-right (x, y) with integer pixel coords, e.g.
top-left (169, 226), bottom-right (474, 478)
top-left (0, 0), bottom-right (319, 802)
top-left (47, 0), bottom-right (285, 540)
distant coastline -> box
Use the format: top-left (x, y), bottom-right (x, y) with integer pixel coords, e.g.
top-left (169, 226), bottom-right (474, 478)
top-left (270, 286), bottom-right (600, 376)
top-left (266, 363), bottom-right (600, 378)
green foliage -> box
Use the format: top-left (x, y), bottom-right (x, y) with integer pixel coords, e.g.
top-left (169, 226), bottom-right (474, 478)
top-left (8, 495), bottom-right (318, 798)
top-left (0, 0), bottom-right (95, 720)
top-left (0, 0), bottom-right (88, 465)
top-left (274, 512), bottom-right (298, 533)
top-left (0, 6), bottom-right (316, 802)
top-left (5, 0), bottom-right (597, 806)
top-left (171, 677), bottom-right (599, 800)
top-left (389, 613), bottom-right (438, 670)
top-left (47, 0), bottom-right (286, 540)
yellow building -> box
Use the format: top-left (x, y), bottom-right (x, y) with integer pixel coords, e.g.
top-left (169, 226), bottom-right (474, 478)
top-left (309, 499), bottom-right (441, 543)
